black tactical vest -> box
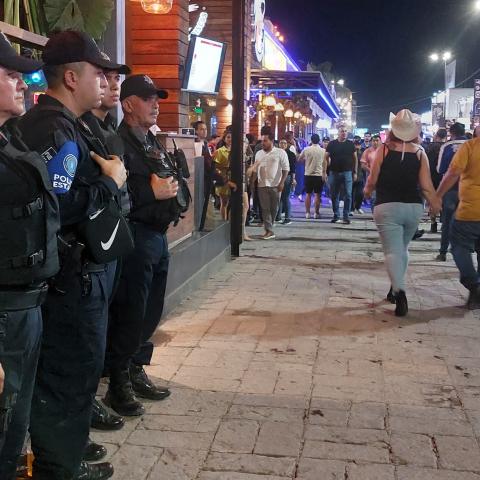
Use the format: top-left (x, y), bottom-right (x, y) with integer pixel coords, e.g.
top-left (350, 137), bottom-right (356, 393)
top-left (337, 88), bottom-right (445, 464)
top-left (0, 134), bottom-right (60, 286)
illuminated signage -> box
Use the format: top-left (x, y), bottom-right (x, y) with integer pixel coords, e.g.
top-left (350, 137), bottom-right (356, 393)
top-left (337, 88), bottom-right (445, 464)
top-left (263, 33), bottom-right (287, 71)
top-left (189, 2), bottom-right (208, 39)
top-left (254, 0), bottom-right (266, 62)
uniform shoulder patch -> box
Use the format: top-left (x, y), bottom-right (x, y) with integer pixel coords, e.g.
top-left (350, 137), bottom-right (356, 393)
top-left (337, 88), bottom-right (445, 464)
top-left (45, 141), bottom-right (79, 195)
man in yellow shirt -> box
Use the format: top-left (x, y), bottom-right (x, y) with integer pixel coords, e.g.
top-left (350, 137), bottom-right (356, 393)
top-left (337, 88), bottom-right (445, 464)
top-left (436, 138), bottom-right (480, 309)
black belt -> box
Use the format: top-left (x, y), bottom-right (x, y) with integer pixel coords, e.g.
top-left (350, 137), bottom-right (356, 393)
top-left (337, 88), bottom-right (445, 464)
top-left (83, 262), bottom-right (107, 273)
top-left (0, 283), bottom-right (48, 311)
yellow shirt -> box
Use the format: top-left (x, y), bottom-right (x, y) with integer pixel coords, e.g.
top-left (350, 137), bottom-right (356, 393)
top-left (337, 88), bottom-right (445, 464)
top-left (450, 138), bottom-right (480, 221)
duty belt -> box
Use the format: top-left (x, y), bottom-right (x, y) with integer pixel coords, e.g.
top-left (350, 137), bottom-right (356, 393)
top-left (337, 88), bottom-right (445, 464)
top-left (0, 283), bottom-right (48, 311)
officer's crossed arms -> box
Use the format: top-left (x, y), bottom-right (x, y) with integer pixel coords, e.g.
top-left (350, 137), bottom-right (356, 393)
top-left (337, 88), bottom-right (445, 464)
top-left (90, 151), bottom-right (127, 189)
top-left (150, 173), bottom-right (178, 200)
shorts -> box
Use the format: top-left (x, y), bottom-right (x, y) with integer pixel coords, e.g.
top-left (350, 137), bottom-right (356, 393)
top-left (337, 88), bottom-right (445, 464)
top-left (305, 176), bottom-right (324, 194)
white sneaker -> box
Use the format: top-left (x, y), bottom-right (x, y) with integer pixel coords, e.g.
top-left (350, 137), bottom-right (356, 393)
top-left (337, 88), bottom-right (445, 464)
top-left (357, 209), bottom-right (364, 214)
top-left (314, 213), bottom-right (320, 219)
top-left (262, 232), bottom-right (276, 240)
top-left (305, 213), bottom-right (311, 219)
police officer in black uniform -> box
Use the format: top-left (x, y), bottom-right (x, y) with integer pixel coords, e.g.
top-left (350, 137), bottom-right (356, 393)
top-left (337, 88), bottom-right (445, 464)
top-left (81, 56), bottom-right (131, 458)
top-left (18, 31), bottom-right (127, 480)
top-left (104, 75), bottom-right (178, 416)
top-left (0, 33), bottom-right (60, 480)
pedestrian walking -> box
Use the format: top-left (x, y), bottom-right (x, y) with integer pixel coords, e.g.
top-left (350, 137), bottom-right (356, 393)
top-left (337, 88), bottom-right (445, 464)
top-left (251, 133), bottom-right (290, 240)
top-left (278, 139), bottom-right (296, 224)
top-left (435, 136), bottom-right (480, 310)
top-left (298, 133), bottom-right (327, 219)
top-left (435, 123), bottom-right (467, 261)
top-left (364, 110), bottom-right (440, 317)
top-left (325, 126), bottom-right (357, 224)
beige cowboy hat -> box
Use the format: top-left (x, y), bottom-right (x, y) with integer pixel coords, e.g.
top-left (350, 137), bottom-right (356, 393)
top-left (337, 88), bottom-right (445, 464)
top-left (389, 109), bottom-right (422, 142)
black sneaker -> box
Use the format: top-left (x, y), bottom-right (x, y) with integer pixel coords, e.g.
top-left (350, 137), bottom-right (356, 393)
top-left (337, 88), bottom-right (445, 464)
top-left (342, 219), bottom-right (351, 225)
top-left (129, 364), bottom-right (171, 401)
top-left (282, 219), bottom-right (292, 225)
top-left (430, 222), bottom-right (438, 233)
top-left (412, 229), bottom-right (425, 240)
top-left (386, 287), bottom-right (395, 304)
top-left (436, 253), bottom-right (447, 262)
top-left (331, 216), bottom-right (339, 223)
top-left (467, 286), bottom-right (480, 310)
top-left (394, 290), bottom-right (408, 317)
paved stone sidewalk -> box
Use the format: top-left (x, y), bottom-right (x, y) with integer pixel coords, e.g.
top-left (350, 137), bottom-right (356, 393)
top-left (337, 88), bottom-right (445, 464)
top-left (93, 202), bottom-right (480, 479)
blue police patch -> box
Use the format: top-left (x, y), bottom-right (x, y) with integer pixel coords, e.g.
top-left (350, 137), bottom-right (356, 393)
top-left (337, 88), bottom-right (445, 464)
top-left (46, 141), bottom-right (79, 195)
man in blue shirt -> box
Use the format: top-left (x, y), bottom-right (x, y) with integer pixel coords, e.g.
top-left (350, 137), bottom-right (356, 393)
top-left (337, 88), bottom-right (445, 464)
top-left (436, 122), bottom-right (467, 261)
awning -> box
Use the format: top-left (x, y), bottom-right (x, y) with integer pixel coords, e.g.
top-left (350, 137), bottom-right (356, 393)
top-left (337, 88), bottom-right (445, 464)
top-left (250, 69), bottom-right (340, 120)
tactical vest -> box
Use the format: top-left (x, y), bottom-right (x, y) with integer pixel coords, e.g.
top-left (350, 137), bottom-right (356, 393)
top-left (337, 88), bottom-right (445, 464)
top-left (0, 136), bottom-right (60, 286)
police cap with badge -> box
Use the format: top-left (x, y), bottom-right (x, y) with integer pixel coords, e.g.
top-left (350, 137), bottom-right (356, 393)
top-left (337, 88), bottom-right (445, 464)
top-left (0, 33), bottom-right (59, 301)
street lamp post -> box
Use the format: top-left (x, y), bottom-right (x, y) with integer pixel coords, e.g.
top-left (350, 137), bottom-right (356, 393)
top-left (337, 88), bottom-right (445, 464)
top-left (429, 51), bottom-right (453, 91)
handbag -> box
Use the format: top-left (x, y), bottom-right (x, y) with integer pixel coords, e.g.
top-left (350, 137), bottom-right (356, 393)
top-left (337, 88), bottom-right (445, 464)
top-left (77, 197), bottom-right (134, 264)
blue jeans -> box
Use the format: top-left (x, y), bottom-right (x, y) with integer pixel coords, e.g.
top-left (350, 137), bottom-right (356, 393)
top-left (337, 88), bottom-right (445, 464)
top-left (278, 174), bottom-right (293, 220)
top-left (450, 219), bottom-right (480, 291)
top-left (374, 202), bottom-right (423, 292)
top-left (439, 190), bottom-right (459, 255)
top-left (330, 171), bottom-right (353, 220)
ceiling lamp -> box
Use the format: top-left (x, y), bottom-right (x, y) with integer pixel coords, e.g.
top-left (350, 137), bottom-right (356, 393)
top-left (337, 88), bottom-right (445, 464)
top-left (140, 0), bottom-right (173, 14)
top-left (284, 109), bottom-right (294, 118)
top-left (294, 111), bottom-right (302, 119)
top-left (263, 95), bottom-right (277, 107)
top-left (274, 103), bottom-right (285, 112)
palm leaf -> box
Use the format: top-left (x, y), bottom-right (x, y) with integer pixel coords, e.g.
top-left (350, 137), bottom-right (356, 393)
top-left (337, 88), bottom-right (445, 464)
top-left (43, 0), bottom-right (114, 39)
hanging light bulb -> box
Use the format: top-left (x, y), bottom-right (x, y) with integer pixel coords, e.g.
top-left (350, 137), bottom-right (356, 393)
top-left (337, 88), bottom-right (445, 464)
top-left (263, 95), bottom-right (277, 107)
top-left (140, 0), bottom-right (173, 14)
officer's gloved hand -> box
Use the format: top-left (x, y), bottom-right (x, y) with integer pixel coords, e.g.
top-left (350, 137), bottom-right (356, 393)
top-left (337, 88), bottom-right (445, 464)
top-left (150, 174), bottom-right (178, 200)
top-left (90, 152), bottom-right (127, 188)
top-left (0, 362), bottom-right (4, 394)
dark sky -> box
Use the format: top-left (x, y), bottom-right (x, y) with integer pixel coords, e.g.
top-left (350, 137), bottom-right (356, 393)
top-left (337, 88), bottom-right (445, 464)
top-left (269, 0), bottom-right (480, 130)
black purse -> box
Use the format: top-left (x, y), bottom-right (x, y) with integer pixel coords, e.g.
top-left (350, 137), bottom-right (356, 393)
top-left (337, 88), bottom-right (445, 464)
top-left (77, 197), bottom-right (134, 264)
top-left (75, 118), bottom-right (134, 263)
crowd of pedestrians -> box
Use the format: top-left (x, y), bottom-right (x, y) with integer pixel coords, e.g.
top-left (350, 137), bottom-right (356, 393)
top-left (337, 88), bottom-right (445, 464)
top-left (1, 27), bottom-right (480, 480)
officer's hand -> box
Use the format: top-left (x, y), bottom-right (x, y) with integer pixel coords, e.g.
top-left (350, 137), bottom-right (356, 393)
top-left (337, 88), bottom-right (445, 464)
top-left (0, 362), bottom-right (4, 394)
top-left (90, 152), bottom-right (127, 189)
top-left (150, 174), bottom-right (178, 200)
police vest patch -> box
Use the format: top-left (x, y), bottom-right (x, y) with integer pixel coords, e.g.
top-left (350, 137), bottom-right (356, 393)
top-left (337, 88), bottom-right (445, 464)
top-left (45, 141), bottom-right (79, 194)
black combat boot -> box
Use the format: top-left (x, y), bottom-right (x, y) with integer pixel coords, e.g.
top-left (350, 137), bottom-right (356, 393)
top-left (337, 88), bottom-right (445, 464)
top-left (91, 398), bottom-right (125, 431)
top-left (75, 461), bottom-right (113, 480)
top-left (82, 438), bottom-right (107, 462)
top-left (129, 364), bottom-right (171, 401)
top-left (103, 368), bottom-right (145, 417)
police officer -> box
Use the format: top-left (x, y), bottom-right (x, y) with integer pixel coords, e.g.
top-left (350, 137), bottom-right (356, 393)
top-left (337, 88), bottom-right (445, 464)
top-left (18, 31), bottom-right (127, 480)
top-left (104, 75), bottom-right (178, 416)
top-left (0, 33), bottom-right (60, 479)
top-left (81, 55), bottom-right (130, 438)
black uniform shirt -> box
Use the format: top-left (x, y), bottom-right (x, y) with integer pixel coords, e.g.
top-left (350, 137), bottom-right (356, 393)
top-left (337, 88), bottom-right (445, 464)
top-left (18, 94), bottom-right (119, 227)
top-left (117, 121), bottom-right (174, 232)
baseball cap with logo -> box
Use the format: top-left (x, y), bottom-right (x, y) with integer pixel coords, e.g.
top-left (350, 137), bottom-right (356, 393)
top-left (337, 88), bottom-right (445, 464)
top-left (120, 74), bottom-right (169, 101)
top-left (43, 30), bottom-right (130, 74)
top-left (0, 32), bottom-right (43, 73)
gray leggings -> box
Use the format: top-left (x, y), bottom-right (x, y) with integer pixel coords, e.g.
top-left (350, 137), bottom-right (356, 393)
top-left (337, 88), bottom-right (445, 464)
top-left (374, 202), bottom-right (424, 292)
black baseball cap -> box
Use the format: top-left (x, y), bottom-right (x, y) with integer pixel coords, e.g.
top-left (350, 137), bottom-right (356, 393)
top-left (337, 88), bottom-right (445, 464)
top-left (0, 32), bottom-right (43, 73)
top-left (43, 30), bottom-right (130, 74)
top-left (120, 74), bottom-right (168, 101)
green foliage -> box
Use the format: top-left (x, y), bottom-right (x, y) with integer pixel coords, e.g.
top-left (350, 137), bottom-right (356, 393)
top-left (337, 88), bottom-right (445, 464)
top-left (43, 0), bottom-right (114, 39)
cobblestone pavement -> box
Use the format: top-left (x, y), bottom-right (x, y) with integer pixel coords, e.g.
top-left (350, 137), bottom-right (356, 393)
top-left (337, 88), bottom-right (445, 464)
top-left (93, 201), bottom-right (480, 479)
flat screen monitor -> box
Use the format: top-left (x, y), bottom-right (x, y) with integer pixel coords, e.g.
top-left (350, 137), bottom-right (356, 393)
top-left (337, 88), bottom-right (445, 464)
top-left (182, 35), bottom-right (227, 95)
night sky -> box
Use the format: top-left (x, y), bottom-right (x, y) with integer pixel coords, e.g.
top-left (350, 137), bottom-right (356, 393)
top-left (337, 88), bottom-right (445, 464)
top-left (269, 0), bottom-right (480, 131)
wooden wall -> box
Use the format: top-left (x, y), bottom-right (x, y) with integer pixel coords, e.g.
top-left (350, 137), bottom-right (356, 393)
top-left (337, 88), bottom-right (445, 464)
top-left (196, 0), bottom-right (251, 135)
top-left (126, 0), bottom-right (190, 132)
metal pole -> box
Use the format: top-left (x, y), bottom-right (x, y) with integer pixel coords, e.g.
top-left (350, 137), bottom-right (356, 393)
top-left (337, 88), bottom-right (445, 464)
top-left (230, 0), bottom-right (246, 257)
